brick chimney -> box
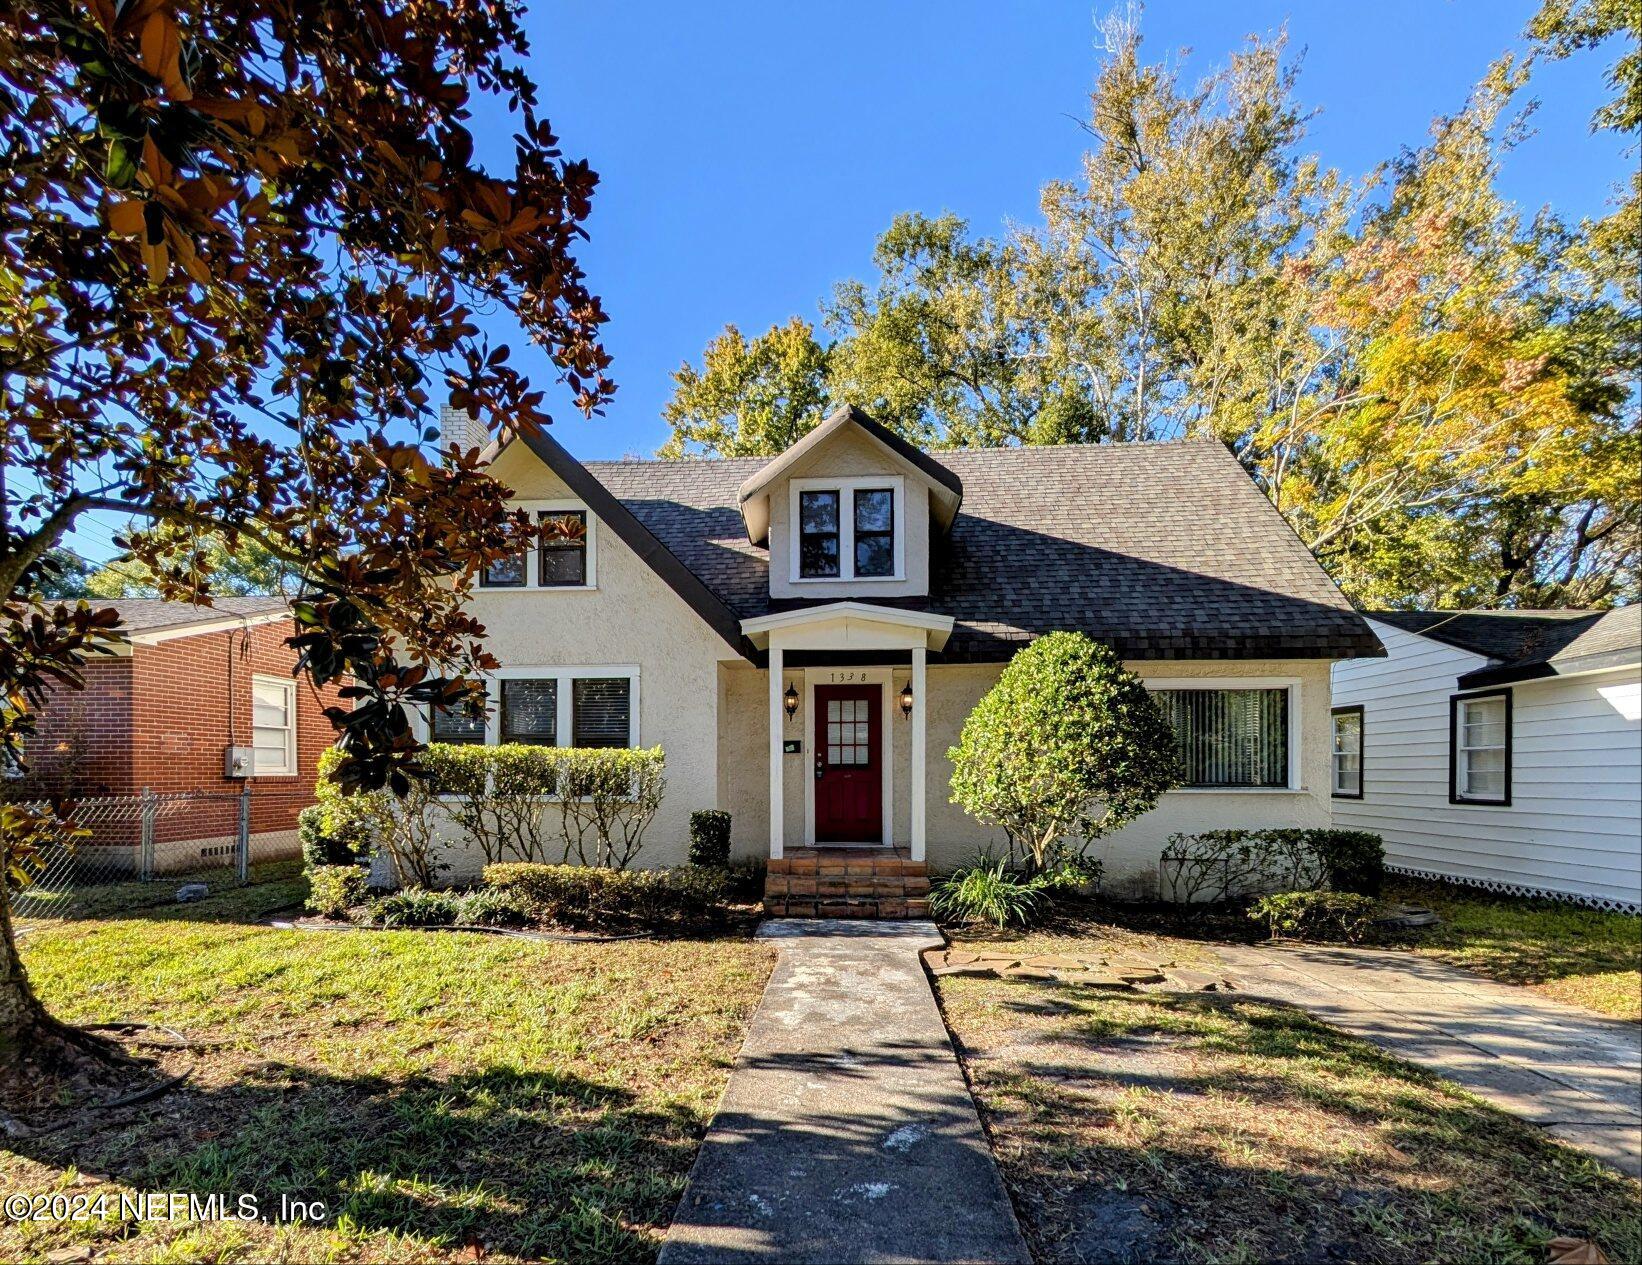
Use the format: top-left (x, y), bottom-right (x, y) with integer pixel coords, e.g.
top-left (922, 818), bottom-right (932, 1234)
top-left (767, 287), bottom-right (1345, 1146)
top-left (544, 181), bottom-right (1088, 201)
top-left (438, 404), bottom-right (485, 453)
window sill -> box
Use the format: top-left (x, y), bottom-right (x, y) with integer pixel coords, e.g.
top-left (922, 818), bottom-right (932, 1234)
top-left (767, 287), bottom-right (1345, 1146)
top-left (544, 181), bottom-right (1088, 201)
top-left (475, 586), bottom-right (598, 594)
top-left (1167, 786), bottom-right (1311, 795)
top-left (790, 575), bottom-right (906, 584)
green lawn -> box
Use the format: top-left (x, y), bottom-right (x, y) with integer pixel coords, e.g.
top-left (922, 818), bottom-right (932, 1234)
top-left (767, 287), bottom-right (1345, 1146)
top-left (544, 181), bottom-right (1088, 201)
top-left (938, 921), bottom-right (1641, 1265)
top-left (3, 876), bottom-right (774, 1264)
top-left (1383, 878), bottom-right (1642, 1021)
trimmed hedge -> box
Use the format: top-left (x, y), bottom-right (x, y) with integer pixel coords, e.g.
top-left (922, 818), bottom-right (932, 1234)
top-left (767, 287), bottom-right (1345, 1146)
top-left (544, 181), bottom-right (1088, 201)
top-left (688, 810), bottom-right (732, 867)
top-left (483, 862), bottom-right (729, 930)
top-left (1161, 828), bottom-right (1386, 905)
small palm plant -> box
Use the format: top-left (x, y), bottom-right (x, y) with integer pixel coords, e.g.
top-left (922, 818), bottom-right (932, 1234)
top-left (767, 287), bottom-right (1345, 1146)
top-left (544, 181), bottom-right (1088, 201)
top-left (929, 856), bottom-right (1046, 928)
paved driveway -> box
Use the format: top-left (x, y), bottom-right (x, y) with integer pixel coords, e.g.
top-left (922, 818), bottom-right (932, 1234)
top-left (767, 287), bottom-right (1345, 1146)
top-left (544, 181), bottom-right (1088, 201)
top-left (1213, 941), bottom-right (1642, 1177)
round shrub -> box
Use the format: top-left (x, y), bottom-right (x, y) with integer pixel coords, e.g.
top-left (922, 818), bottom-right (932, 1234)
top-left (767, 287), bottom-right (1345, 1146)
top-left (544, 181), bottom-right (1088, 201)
top-left (949, 632), bottom-right (1179, 873)
top-left (482, 861), bottom-right (729, 930)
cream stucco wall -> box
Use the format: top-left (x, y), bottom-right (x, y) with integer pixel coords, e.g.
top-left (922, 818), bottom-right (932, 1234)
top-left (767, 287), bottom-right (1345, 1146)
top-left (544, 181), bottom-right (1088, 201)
top-left (762, 425), bottom-right (934, 600)
top-left (429, 442), bottom-right (737, 878)
top-left (717, 656), bottom-right (1335, 897)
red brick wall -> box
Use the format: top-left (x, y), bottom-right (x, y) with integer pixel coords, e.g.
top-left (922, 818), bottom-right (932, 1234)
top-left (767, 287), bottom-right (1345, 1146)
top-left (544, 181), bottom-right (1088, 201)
top-left (129, 619), bottom-right (343, 836)
top-left (27, 618), bottom-right (344, 843)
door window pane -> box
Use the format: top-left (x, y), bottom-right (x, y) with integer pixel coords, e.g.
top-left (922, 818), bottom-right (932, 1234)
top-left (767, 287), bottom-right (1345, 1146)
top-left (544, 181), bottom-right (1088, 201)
top-left (1158, 688), bottom-right (1289, 788)
top-left (501, 679), bottom-right (557, 745)
top-left (573, 677), bottom-right (632, 748)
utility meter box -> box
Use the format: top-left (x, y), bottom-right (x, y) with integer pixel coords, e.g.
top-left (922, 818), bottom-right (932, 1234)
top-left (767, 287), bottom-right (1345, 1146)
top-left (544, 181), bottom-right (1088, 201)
top-left (224, 746), bottom-right (254, 779)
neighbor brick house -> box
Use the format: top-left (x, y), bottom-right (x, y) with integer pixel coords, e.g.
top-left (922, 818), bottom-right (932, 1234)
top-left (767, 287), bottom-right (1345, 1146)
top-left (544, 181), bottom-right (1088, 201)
top-left (431, 404), bottom-right (1385, 913)
top-left (20, 597), bottom-right (342, 870)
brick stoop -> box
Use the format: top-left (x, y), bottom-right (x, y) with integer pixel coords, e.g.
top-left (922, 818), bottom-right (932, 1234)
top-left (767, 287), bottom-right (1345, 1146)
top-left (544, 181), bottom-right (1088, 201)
top-left (763, 848), bottom-right (930, 919)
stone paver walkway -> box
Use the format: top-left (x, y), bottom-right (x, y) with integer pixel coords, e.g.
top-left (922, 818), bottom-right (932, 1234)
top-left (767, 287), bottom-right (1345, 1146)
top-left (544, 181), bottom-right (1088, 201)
top-left (1213, 942), bottom-right (1642, 1177)
top-left (660, 920), bottom-right (1030, 1265)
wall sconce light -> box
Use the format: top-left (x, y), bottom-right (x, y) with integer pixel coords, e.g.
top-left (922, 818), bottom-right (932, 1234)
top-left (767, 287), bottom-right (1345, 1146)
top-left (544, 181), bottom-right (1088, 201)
top-left (783, 684), bottom-right (799, 720)
top-left (898, 681), bottom-right (914, 718)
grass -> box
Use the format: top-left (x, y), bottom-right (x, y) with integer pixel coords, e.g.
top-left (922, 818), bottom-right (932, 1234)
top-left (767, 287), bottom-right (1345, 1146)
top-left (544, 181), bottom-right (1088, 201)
top-left (1382, 878), bottom-right (1641, 1021)
top-left (12, 858), bottom-right (307, 924)
top-left (2, 875), bottom-right (775, 1264)
top-left (937, 919), bottom-right (1641, 1265)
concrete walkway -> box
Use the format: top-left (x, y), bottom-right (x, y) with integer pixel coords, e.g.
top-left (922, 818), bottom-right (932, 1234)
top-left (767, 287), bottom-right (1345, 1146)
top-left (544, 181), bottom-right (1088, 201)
top-left (1213, 941), bottom-right (1642, 1177)
top-left (661, 920), bottom-right (1030, 1265)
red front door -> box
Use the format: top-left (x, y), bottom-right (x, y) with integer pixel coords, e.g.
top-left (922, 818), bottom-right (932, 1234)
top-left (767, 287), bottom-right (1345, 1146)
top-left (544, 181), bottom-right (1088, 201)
top-left (814, 685), bottom-right (883, 843)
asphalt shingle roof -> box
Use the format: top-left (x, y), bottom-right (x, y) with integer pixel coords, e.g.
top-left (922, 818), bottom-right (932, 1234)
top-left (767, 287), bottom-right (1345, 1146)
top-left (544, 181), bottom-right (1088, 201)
top-left (588, 440), bottom-right (1379, 662)
top-left (1374, 607), bottom-right (1640, 685)
top-left (95, 596), bottom-right (291, 636)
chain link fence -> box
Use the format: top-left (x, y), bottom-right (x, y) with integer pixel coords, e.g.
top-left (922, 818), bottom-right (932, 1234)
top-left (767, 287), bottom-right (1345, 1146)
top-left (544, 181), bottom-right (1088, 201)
top-left (10, 785), bottom-right (316, 924)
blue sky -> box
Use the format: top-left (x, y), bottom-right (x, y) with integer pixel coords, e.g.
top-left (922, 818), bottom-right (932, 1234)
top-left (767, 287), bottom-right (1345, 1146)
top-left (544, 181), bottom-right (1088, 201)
top-left (516, 0), bottom-right (1628, 461)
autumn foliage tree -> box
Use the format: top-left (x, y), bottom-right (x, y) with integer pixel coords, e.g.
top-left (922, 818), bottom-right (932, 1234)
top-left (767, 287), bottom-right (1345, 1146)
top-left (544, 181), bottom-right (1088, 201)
top-left (0, 0), bottom-right (612, 1065)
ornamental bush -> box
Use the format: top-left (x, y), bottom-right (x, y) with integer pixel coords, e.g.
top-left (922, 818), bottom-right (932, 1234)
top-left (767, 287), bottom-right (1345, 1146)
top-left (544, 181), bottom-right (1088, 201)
top-left (368, 887), bottom-right (462, 928)
top-left (482, 861), bottom-right (728, 929)
top-left (1308, 829), bottom-right (1386, 897)
top-left (688, 809), bottom-right (733, 867)
top-left (305, 865), bottom-right (366, 919)
top-left (929, 856), bottom-right (1048, 928)
top-left (1249, 890), bottom-right (1377, 942)
top-left (949, 632), bottom-right (1179, 873)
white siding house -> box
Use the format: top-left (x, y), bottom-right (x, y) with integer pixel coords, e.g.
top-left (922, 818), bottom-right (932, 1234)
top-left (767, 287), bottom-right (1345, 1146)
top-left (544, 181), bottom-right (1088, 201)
top-left (1332, 610), bottom-right (1641, 912)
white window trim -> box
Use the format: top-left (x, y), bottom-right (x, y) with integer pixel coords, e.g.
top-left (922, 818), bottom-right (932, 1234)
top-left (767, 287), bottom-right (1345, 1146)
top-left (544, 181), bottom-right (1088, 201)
top-left (1452, 691), bottom-right (1510, 805)
top-left (1147, 676), bottom-right (1303, 793)
top-left (1330, 707), bottom-right (1363, 799)
top-left (420, 664), bottom-right (639, 750)
top-left (477, 499), bottom-right (598, 592)
top-left (250, 673), bottom-right (298, 778)
top-left (788, 476), bottom-right (906, 584)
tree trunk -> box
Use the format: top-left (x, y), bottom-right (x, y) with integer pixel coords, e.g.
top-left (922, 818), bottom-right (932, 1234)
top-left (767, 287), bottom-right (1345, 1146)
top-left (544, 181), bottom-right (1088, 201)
top-left (0, 887), bottom-right (121, 1070)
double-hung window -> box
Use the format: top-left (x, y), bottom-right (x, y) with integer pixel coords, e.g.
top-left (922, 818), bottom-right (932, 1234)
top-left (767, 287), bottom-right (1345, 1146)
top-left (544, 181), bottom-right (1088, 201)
top-left (1451, 691), bottom-right (1510, 805)
top-left (1331, 706), bottom-right (1364, 799)
top-left (480, 503), bottom-right (594, 589)
top-left (794, 479), bottom-right (902, 581)
top-left (1156, 685), bottom-right (1293, 789)
top-left (428, 669), bottom-right (637, 750)
top-left (251, 675), bottom-right (297, 776)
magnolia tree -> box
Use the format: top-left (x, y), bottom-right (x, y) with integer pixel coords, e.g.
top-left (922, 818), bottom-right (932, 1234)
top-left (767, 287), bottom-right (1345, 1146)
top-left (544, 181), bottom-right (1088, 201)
top-left (0, 1), bottom-right (612, 1067)
top-left (949, 632), bottom-right (1180, 874)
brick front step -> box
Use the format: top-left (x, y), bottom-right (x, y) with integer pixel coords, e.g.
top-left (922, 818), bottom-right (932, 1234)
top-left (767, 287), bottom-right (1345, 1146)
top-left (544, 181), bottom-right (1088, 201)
top-left (765, 850), bottom-right (930, 919)
top-left (764, 896), bottom-right (931, 920)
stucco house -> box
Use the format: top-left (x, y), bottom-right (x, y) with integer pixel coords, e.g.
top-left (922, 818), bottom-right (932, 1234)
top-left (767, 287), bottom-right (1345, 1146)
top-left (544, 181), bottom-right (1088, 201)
top-left (439, 403), bottom-right (1382, 911)
top-left (1332, 608), bottom-right (1641, 912)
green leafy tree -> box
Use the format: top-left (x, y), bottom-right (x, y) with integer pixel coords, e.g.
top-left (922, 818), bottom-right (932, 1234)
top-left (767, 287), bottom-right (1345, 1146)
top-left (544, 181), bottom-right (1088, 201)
top-left (84, 531), bottom-right (297, 598)
top-left (948, 632), bottom-right (1179, 874)
top-left (1, 0), bottom-right (611, 1066)
top-left (657, 317), bottom-right (831, 458)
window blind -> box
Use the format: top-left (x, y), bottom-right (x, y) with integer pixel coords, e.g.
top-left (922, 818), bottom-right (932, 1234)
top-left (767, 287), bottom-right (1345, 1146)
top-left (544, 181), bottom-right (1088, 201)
top-left (573, 677), bottom-right (631, 748)
top-left (501, 679), bottom-right (557, 745)
top-left (1159, 688), bottom-right (1289, 788)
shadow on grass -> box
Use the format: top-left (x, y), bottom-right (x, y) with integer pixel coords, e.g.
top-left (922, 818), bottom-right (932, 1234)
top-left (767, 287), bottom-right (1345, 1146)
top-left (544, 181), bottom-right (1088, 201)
top-left (9, 1059), bottom-right (699, 1263)
top-left (15, 860), bottom-right (307, 928)
top-left (947, 978), bottom-right (1642, 1265)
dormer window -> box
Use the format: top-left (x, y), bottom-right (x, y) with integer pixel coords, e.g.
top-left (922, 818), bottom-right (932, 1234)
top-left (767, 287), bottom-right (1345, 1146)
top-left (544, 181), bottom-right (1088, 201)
top-left (792, 478), bottom-right (904, 582)
top-left (479, 501), bottom-right (596, 590)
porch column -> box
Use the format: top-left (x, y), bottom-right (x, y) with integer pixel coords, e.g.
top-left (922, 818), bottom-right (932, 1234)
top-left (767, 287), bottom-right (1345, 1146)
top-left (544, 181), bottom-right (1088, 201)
top-left (910, 645), bottom-right (927, 863)
top-left (768, 644), bottom-right (784, 861)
